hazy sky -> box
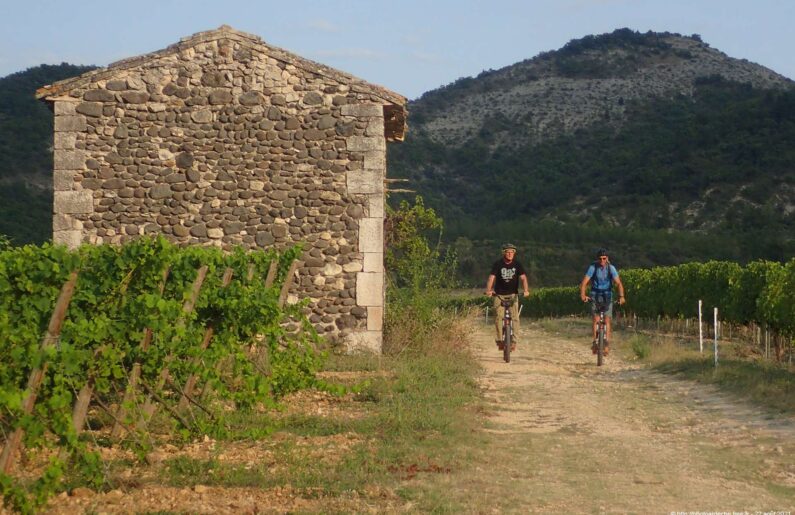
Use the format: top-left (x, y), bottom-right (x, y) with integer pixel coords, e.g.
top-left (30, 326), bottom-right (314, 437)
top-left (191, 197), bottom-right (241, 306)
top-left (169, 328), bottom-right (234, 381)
top-left (1, 0), bottom-right (793, 99)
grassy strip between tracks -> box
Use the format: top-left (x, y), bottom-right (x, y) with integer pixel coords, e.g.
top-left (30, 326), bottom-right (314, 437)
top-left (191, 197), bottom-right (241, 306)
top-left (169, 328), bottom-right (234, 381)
top-left (641, 339), bottom-right (795, 416)
top-left (538, 317), bottom-right (795, 416)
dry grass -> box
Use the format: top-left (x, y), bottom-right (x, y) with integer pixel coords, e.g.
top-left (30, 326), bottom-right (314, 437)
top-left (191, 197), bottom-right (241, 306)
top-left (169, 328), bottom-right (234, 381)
top-left (627, 329), bottom-right (795, 415)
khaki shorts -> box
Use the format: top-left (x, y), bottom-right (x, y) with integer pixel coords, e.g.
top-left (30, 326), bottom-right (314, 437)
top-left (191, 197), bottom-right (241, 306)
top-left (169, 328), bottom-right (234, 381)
top-left (590, 293), bottom-right (613, 318)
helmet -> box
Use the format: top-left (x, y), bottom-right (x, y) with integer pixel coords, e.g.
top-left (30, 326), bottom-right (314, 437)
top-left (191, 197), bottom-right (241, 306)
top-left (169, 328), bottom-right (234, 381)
top-left (501, 243), bottom-right (517, 252)
top-left (595, 247), bottom-right (609, 259)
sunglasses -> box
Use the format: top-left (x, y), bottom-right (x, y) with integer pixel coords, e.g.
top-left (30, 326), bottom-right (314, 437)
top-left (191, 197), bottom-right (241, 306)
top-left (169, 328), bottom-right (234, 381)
top-left (599, 256), bottom-right (608, 261)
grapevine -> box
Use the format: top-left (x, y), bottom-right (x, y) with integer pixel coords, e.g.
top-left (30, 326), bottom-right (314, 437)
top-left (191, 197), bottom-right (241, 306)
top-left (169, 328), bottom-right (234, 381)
top-left (0, 236), bottom-right (324, 512)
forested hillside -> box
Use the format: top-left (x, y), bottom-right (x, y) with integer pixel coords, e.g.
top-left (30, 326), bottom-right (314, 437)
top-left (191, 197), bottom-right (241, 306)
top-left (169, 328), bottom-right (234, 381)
top-left (0, 64), bottom-right (95, 243)
top-left (389, 30), bottom-right (795, 286)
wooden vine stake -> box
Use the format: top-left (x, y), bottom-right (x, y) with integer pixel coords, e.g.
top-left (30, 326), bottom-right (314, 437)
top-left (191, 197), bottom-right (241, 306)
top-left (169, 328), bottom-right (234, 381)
top-left (138, 265), bottom-right (209, 428)
top-left (111, 266), bottom-right (170, 438)
top-left (264, 259), bottom-right (279, 288)
top-left (177, 267), bottom-right (234, 411)
top-left (278, 260), bottom-right (299, 308)
top-left (70, 269), bottom-right (139, 440)
top-left (0, 270), bottom-right (79, 474)
top-left (58, 347), bottom-right (102, 463)
top-left (68, 347), bottom-right (103, 439)
top-left (198, 257), bottom-right (286, 398)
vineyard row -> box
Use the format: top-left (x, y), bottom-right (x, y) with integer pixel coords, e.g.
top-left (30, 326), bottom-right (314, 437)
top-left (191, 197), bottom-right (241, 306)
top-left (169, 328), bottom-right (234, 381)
top-left (0, 237), bottom-right (325, 513)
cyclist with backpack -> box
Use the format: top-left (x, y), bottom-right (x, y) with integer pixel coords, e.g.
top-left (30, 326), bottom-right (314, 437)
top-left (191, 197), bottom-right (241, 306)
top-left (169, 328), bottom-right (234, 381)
top-left (486, 243), bottom-right (531, 348)
top-left (579, 248), bottom-right (625, 356)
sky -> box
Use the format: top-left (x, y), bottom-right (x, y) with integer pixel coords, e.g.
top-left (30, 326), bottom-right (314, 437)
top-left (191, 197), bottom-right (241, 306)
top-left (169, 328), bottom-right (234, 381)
top-left (1, 0), bottom-right (793, 100)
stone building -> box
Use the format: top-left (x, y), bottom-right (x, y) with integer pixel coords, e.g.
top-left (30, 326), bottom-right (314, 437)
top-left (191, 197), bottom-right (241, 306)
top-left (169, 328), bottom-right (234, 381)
top-left (35, 26), bottom-right (407, 353)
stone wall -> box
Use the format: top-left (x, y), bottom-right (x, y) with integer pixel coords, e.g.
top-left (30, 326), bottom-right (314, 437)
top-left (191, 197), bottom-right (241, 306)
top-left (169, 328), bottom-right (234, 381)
top-left (45, 31), bottom-right (402, 352)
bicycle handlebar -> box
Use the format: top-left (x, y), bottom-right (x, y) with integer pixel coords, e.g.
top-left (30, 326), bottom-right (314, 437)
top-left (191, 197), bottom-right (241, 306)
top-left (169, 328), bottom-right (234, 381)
top-left (583, 296), bottom-right (616, 312)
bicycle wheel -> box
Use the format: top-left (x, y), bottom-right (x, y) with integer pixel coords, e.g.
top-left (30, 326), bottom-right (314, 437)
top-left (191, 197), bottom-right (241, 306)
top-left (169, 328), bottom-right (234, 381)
top-left (596, 323), bottom-right (605, 367)
top-left (503, 321), bottom-right (512, 363)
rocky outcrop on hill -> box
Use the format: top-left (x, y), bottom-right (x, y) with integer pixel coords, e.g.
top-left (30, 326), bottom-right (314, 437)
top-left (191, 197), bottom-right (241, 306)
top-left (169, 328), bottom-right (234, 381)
top-left (411, 30), bottom-right (793, 148)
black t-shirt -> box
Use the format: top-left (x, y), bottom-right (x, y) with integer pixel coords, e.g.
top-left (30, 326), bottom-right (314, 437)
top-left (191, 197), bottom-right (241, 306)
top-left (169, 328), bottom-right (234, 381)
top-left (490, 259), bottom-right (526, 295)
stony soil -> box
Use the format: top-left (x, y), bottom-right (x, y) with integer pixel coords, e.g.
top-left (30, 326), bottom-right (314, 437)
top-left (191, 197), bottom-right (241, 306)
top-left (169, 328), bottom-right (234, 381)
top-left (32, 385), bottom-right (401, 515)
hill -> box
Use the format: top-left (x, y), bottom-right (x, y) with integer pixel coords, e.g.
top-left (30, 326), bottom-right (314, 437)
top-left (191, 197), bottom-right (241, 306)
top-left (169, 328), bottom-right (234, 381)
top-left (409, 29), bottom-right (791, 147)
top-left (389, 29), bottom-right (795, 285)
top-left (0, 63), bottom-right (96, 243)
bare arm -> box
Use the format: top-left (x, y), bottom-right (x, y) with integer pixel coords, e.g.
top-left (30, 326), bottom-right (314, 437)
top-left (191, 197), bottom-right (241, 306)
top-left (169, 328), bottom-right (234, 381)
top-left (579, 276), bottom-right (591, 302)
top-left (520, 274), bottom-right (530, 297)
top-left (614, 276), bottom-right (626, 304)
top-left (486, 274), bottom-right (496, 296)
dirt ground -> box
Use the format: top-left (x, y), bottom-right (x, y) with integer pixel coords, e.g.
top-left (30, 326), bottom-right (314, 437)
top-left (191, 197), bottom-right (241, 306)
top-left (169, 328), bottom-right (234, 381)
top-left (29, 319), bottom-right (795, 514)
top-left (412, 319), bottom-right (795, 513)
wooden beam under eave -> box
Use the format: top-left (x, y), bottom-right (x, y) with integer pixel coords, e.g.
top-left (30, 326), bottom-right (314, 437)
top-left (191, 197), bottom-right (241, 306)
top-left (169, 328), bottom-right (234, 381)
top-left (383, 104), bottom-right (407, 142)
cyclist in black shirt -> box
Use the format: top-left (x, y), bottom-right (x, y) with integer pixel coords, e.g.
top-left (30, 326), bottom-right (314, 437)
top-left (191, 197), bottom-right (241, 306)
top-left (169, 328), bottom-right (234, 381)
top-left (485, 243), bottom-right (530, 347)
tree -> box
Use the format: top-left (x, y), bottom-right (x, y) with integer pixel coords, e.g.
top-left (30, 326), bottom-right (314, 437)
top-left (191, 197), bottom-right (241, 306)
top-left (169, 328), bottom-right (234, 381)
top-left (384, 196), bottom-right (457, 293)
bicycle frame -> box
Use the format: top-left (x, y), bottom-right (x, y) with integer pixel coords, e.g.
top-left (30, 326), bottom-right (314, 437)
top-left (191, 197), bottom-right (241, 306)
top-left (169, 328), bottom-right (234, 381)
top-left (593, 297), bottom-right (610, 367)
top-left (497, 295), bottom-right (515, 363)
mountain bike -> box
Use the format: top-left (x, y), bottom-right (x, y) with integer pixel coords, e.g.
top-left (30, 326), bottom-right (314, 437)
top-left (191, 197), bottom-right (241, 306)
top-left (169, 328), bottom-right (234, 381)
top-left (589, 295), bottom-right (611, 367)
top-left (497, 295), bottom-right (516, 363)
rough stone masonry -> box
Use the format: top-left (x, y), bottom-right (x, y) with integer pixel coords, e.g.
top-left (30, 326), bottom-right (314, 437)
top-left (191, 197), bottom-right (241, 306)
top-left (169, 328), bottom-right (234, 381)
top-left (36, 26), bottom-right (407, 353)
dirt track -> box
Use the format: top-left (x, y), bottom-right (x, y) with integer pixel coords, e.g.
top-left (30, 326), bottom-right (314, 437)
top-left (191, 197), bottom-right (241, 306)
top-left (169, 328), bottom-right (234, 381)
top-left (416, 320), bottom-right (795, 514)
